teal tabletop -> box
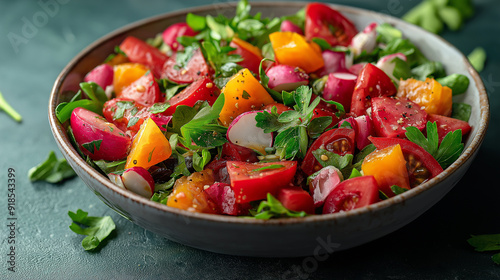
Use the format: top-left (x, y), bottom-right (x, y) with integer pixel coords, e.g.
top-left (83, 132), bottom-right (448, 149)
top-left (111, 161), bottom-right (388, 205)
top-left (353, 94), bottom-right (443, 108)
top-left (1, 0), bottom-right (499, 279)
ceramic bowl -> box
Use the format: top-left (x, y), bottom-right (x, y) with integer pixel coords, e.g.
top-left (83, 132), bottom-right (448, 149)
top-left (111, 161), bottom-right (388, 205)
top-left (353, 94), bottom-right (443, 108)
top-left (49, 2), bottom-right (489, 257)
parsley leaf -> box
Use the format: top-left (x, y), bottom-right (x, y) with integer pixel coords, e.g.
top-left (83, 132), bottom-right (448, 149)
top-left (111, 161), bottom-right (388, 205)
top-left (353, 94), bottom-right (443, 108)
top-left (405, 121), bottom-right (464, 169)
top-left (390, 185), bottom-right (409, 195)
top-left (68, 209), bottom-right (116, 251)
top-left (28, 151), bottom-right (76, 183)
top-left (0, 90), bottom-right (22, 122)
top-left (82, 139), bottom-right (103, 154)
top-left (56, 82), bottom-right (108, 123)
top-left (468, 234), bottom-right (500, 265)
top-left (250, 193), bottom-right (307, 219)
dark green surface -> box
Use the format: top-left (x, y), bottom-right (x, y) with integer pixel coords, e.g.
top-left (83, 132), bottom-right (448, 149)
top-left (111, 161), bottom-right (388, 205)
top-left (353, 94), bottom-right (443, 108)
top-left (1, 0), bottom-right (499, 279)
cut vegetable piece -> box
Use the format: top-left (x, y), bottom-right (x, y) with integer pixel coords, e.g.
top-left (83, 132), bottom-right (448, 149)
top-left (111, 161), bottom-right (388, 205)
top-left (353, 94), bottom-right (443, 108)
top-left (315, 50), bottom-right (348, 77)
top-left (308, 166), bottom-right (343, 207)
top-left (280, 20), bottom-right (303, 35)
top-left (277, 186), bottom-right (315, 214)
top-left (219, 68), bottom-right (274, 126)
top-left (121, 167), bottom-right (155, 198)
top-left (167, 169), bottom-right (217, 213)
top-left (161, 47), bottom-right (211, 84)
top-left (427, 114), bottom-right (471, 142)
top-left (70, 107), bottom-right (130, 161)
top-left (229, 37), bottom-right (263, 74)
top-left (227, 110), bottom-right (273, 154)
top-left (113, 63), bottom-right (149, 96)
top-left (108, 173), bottom-right (125, 189)
top-left (84, 64), bottom-right (114, 90)
top-left (376, 53), bottom-right (410, 85)
top-left (350, 22), bottom-right (378, 56)
top-left (397, 78), bottom-right (452, 116)
top-left (362, 144), bottom-right (410, 197)
top-left (322, 72), bottom-right (357, 112)
top-left (204, 182), bottom-right (250, 216)
top-left (118, 70), bottom-right (161, 106)
top-left (322, 175), bottom-right (379, 214)
top-left (125, 118), bottom-right (172, 170)
top-left (266, 64), bottom-right (309, 92)
top-left (371, 97), bottom-right (428, 138)
top-left (162, 22), bottom-right (197, 51)
top-left (119, 36), bottom-right (169, 78)
top-left (164, 77), bottom-right (220, 116)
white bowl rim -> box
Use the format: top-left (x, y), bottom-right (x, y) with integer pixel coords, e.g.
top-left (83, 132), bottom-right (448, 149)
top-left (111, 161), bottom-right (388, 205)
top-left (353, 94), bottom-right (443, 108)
top-left (49, 1), bottom-right (490, 226)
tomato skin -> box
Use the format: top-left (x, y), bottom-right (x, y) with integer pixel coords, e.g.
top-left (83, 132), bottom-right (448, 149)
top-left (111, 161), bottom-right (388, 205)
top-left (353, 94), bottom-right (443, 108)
top-left (304, 3), bottom-right (358, 47)
top-left (118, 70), bottom-right (161, 106)
top-left (301, 128), bottom-right (356, 176)
top-left (322, 176), bottom-right (379, 214)
top-left (161, 48), bottom-right (211, 84)
top-left (119, 36), bottom-right (169, 78)
top-left (162, 23), bottom-right (197, 51)
top-left (226, 161), bottom-right (297, 203)
top-left (205, 142), bottom-right (259, 184)
top-left (427, 114), bottom-right (471, 142)
top-left (229, 37), bottom-right (263, 74)
top-left (350, 63), bottom-right (397, 116)
top-left (164, 77), bottom-right (220, 116)
top-left (371, 97), bottom-right (428, 139)
top-left (277, 186), bottom-right (315, 214)
top-left (369, 136), bottom-right (443, 187)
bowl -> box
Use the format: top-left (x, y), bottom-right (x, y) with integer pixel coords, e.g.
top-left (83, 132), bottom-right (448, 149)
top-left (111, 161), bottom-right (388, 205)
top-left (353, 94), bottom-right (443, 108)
top-left (48, 2), bottom-right (489, 257)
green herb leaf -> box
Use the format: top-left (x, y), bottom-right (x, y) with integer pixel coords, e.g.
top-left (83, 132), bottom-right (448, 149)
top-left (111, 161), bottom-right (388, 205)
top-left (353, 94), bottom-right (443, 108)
top-left (468, 234), bottom-right (500, 252)
top-left (376, 23), bottom-right (402, 44)
top-left (468, 47), bottom-right (486, 72)
top-left (251, 164), bottom-right (284, 173)
top-left (312, 148), bottom-right (354, 179)
top-left (82, 140), bottom-right (103, 154)
top-left (251, 193), bottom-right (307, 219)
top-left (390, 185), bottom-right (409, 195)
top-left (0, 90), bottom-right (22, 122)
top-left (436, 74), bottom-right (470, 95)
top-left (149, 102), bottom-right (171, 114)
top-left (192, 148), bottom-right (212, 172)
top-left (68, 209), bottom-right (116, 251)
top-left (451, 102), bottom-right (472, 122)
top-left (28, 151), bottom-right (76, 183)
top-left (186, 12), bottom-right (207, 31)
top-left (411, 61), bottom-right (446, 80)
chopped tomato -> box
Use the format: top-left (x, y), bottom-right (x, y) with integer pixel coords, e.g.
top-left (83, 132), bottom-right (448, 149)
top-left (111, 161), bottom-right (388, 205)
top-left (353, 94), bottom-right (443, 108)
top-left (427, 114), bottom-right (472, 142)
top-left (369, 136), bottom-right (443, 187)
top-left (311, 103), bottom-right (342, 130)
top-left (304, 3), bottom-right (358, 47)
top-left (397, 78), bottom-right (453, 117)
top-left (361, 144), bottom-right (410, 197)
top-left (164, 77), bottom-right (220, 116)
top-left (167, 169), bottom-right (218, 213)
top-left (371, 97), bottom-right (428, 138)
top-left (277, 186), bottom-right (315, 214)
top-left (301, 128), bottom-right (356, 176)
top-left (162, 23), bottom-right (197, 52)
top-left (322, 176), bottom-right (379, 214)
top-left (226, 161), bottom-right (297, 203)
top-left (118, 70), bottom-right (161, 106)
top-left (119, 36), bottom-right (169, 78)
top-left (161, 47), bottom-right (211, 84)
top-left (229, 37), bottom-right (263, 74)
top-left (205, 142), bottom-right (259, 184)
top-left (350, 63), bottom-right (397, 116)
top-left (103, 98), bottom-right (147, 132)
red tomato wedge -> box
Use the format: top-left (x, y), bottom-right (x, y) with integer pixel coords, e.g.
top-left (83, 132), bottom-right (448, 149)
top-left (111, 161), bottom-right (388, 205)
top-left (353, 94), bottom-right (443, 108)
top-left (226, 161), bottom-right (297, 203)
top-left (427, 114), bottom-right (472, 142)
top-left (229, 37), bottom-right (263, 74)
top-left (164, 77), bottom-right (220, 116)
top-left (371, 97), bottom-right (428, 138)
top-left (162, 23), bottom-right (197, 52)
top-left (161, 47), bottom-right (211, 84)
top-left (301, 128), bottom-right (355, 176)
top-left (119, 36), bottom-right (169, 78)
top-left (304, 3), bottom-right (358, 47)
top-left (103, 98), bottom-right (147, 133)
top-left (350, 63), bottom-right (397, 116)
top-left (277, 186), bottom-right (315, 214)
top-left (369, 136), bottom-right (443, 187)
top-left (206, 142), bottom-right (259, 184)
top-left (322, 176), bottom-right (379, 214)
top-left (118, 70), bottom-right (161, 106)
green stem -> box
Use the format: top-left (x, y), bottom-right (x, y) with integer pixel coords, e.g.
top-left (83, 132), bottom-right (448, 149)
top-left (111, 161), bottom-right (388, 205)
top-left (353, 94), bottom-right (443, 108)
top-left (0, 90), bottom-right (22, 122)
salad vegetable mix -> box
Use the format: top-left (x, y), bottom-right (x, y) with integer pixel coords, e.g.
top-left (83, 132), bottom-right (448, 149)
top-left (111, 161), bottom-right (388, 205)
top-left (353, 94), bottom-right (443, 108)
top-left (58, 1), bottom-right (473, 218)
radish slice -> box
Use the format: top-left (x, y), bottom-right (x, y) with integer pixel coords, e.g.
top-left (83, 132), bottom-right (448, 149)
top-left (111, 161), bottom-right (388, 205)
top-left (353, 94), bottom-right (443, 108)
top-left (266, 65), bottom-right (309, 92)
top-left (227, 110), bottom-right (273, 154)
top-left (280, 20), bottom-right (303, 35)
top-left (122, 167), bottom-right (155, 198)
top-left (350, 22), bottom-right (378, 56)
top-left (353, 115), bottom-right (374, 150)
top-left (315, 50), bottom-right (347, 77)
top-left (309, 166), bottom-right (343, 207)
top-left (376, 53), bottom-right (407, 84)
top-left (348, 63), bottom-right (367, 75)
top-left (84, 64), bottom-right (113, 90)
top-left (108, 173), bottom-right (125, 189)
top-left (322, 72), bottom-right (358, 112)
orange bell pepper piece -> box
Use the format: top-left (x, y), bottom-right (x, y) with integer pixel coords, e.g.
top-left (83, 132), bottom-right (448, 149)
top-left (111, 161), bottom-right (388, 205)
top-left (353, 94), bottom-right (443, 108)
top-left (219, 68), bottom-right (274, 126)
top-left (113, 63), bottom-right (149, 96)
top-left (167, 169), bottom-right (217, 213)
top-left (362, 144), bottom-right (410, 197)
top-left (397, 78), bottom-right (452, 116)
top-left (269, 31), bottom-right (324, 73)
top-left (125, 118), bottom-right (172, 170)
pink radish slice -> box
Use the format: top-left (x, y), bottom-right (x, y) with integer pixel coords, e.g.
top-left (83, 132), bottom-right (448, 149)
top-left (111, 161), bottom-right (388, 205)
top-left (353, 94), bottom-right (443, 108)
top-left (348, 63), bottom-right (367, 75)
top-left (315, 50), bottom-right (347, 77)
top-left (266, 64), bottom-right (309, 92)
top-left (350, 22), bottom-right (378, 56)
top-left (121, 167), bottom-right (155, 198)
top-left (376, 53), bottom-right (407, 84)
top-left (84, 64), bottom-right (113, 90)
top-left (309, 166), bottom-right (343, 208)
top-left (150, 114), bottom-right (172, 132)
top-left (108, 173), bottom-right (125, 189)
top-left (280, 20), bottom-right (303, 35)
top-left (322, 72), bottom-right (357, 112)
top-left (227, 110), bottom-right (273, 153)
top-left (70, 107), bottom-right (131, 161)
top-left (353, 115), bottom-right (374, 150)
top-left (205, 183), bottom-right (238, 216)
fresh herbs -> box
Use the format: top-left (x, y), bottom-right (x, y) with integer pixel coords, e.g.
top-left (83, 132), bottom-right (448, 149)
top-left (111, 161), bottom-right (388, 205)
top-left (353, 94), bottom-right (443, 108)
top-left (56, 82), bottom-right (108, 123)
top-left (250, 193), bottom-right (307, 219)
top-left (468, 234), bottom-right (500, 265)
top-left (68, 209), bottom-right (116, 251)
top-left (436, 73), bottom-right (470, 95)
top-left (0, 90), bottom-right (22, 122)
top-left (28, 151), bottom-right (76, 183)
top-left (311, 144), bottom-right (375, 179)
top-left (468, 47), bottom-right (487, 72)
top-left (405, 121), bottom-right (464, 169)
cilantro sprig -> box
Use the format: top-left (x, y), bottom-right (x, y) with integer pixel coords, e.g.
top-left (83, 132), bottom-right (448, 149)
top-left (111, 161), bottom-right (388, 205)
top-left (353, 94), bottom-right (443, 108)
top-left (68, 209), bottom-right (116, 251)
top-left (28, 151), bottom-right (76, 183)
top-left (250, 193), bottom-right (307, 219)
top-left (405, 121), bottom-right (464, 169)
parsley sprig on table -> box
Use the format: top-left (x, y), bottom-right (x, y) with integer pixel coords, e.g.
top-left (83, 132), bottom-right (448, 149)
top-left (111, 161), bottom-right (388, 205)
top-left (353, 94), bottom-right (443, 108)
top-left (405, 121), bottom-right (464, 169)
top-left (28, 151), bottom-right (76, 183)
top-left (68, 209), bottom-right (116, 251)
top-left (468, 234), bottom-right (500, 265)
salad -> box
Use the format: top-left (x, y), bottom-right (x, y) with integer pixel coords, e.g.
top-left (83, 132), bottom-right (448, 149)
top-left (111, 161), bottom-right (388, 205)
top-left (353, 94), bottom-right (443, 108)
top-left (56, 1), bottom-right (472, 218)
